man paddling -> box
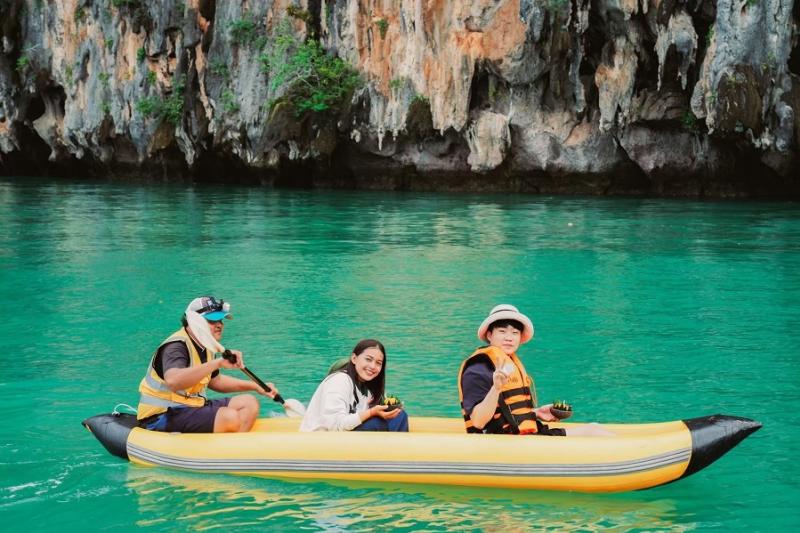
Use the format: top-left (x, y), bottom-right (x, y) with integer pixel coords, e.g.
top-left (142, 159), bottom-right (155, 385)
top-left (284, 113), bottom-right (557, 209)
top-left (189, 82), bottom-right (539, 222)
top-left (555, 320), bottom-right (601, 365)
top-left (136, 296), bottom-right (279, 433)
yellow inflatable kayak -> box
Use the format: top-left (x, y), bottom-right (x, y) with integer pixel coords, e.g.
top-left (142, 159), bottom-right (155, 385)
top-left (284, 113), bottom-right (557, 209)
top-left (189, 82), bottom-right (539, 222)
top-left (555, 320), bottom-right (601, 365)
top-left (83, 413), bottom-right (760, 493)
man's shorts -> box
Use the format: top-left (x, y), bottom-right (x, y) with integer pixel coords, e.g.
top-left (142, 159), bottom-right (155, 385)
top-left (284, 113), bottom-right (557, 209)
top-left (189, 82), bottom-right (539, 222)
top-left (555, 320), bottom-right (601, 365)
top-left (146, 398), bottom-right (232, 433)
top-left (535, 420), bottom-right (567, 436)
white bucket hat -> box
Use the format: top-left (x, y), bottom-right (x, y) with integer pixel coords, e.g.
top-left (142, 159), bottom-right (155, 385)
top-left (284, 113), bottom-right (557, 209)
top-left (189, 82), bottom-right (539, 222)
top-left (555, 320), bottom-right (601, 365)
top-left (477, 304), bottom-right (534, 344)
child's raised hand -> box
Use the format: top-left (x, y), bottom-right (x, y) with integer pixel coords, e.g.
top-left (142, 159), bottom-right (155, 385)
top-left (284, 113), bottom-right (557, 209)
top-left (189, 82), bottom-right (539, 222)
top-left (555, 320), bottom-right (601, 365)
top-left (492, 356), bottom-right (510, 389)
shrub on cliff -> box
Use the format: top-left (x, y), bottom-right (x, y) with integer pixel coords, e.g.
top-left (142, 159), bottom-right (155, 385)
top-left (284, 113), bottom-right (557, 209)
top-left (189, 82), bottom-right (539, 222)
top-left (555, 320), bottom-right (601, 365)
top-left (260, 20), bottom-right (361, 116)
top-left (136, 77), bottom-right (185, 125)
top-left (375, 18), bottom-right (389, 39)
top-left (16, 55), bottom-right (30, 73)
top-left (229, 14), bottom-right (258, 47)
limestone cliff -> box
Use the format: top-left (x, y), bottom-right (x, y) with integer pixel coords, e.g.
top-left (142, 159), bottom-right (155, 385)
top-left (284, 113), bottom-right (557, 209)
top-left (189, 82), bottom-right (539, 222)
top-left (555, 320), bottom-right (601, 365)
top-left (1, 0), bottom-right (798, 196)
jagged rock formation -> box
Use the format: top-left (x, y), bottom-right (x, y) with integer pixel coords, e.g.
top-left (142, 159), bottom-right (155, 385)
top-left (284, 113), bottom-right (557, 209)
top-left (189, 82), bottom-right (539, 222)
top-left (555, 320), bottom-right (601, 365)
top-left (0, 0), bottom-right (798, 197)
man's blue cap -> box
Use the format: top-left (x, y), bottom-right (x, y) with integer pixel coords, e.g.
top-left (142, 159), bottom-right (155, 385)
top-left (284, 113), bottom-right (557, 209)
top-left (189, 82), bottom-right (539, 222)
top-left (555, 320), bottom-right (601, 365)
top-left (203, 310), bottom-right (231, 321)
top-left (186, 296), bottom-right (232, 321)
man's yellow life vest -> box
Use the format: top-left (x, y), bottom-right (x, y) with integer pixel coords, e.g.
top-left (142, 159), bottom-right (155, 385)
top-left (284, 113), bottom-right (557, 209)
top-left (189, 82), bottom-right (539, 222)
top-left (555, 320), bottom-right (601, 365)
top-left (136, 328), bottom-right (213, 420)
top-left (457, 345), bottom-right (539, 434)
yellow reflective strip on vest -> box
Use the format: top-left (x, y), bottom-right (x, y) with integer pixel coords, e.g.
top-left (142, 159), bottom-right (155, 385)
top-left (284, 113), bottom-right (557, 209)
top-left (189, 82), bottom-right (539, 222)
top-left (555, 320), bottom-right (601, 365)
top-left (137, 328), bottom-right (213, 419)
top-left (144, 372), bottom-right (185, 395)
top-left (144, 372), bottom-right (202, 399)
top-left (138, 393), bottom-right (190, 409)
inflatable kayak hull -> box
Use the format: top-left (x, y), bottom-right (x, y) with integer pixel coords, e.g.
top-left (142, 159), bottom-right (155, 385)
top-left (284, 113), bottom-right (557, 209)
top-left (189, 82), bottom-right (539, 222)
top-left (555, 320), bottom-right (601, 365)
top-left (82, 414), bottom-right (760, 493)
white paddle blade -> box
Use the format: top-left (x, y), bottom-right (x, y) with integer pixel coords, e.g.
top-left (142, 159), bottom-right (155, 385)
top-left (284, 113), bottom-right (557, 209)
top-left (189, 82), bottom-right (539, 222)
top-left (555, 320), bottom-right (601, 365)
top-left (185, 310), bottom-right (225, 353)
top-left (283, 399), bottom-right (307, 418)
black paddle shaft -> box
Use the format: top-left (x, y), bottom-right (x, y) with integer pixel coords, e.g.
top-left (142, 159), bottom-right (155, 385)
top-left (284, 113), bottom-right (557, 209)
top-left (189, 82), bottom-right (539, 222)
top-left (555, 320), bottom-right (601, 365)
top-left (222, 350), bottom-right (285, 404)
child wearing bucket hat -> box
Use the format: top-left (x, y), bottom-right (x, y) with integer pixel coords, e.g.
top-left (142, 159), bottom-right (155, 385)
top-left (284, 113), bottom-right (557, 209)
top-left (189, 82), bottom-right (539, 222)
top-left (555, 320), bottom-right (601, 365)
top-left (457, 304), bottom-right (613, 437)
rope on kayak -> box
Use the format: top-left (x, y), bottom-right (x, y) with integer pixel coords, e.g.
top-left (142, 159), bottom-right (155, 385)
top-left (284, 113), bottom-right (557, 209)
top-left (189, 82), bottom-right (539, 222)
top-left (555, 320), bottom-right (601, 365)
top-left (112, 403), bottom-right (137, 416)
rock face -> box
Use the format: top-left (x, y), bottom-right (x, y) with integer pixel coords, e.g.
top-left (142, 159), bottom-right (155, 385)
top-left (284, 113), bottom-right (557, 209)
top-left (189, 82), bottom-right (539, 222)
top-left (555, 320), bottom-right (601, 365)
top-left (0, 0), bottom-right (798, 197)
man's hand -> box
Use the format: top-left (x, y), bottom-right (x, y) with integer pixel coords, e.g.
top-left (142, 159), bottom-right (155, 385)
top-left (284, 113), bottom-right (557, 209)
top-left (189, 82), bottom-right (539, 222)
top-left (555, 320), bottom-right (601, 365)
top-left (219, 350), bottom-right (244, 369)
top-left (255, 382), bottom-right (279, 400)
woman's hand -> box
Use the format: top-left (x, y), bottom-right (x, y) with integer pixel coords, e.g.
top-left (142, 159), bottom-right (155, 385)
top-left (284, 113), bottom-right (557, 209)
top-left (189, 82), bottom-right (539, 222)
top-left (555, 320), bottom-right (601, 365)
top-left (369, 405), bottom-right (403, 420)
top-left (255, 381), bottom-right (279, 399)
top-left (535, 403), bottom-right (558, 422)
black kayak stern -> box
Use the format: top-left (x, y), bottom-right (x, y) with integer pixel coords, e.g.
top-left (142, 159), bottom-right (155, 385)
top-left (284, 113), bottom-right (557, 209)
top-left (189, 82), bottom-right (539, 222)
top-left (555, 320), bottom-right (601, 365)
top-left (82, 413), bottom-right (139, 460)
top-left (679, 414), bottom-right (762, 480)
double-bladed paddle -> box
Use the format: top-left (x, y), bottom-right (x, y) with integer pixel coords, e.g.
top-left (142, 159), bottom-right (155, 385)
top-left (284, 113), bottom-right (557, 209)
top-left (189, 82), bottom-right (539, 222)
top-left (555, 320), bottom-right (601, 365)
top-left (185, 310), bottom-right (306, 418)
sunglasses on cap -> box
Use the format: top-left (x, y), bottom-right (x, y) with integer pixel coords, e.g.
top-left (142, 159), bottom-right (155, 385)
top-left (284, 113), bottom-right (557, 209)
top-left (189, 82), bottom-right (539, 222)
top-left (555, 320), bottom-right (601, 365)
top-left (196, 297), bottom-right (230, 315)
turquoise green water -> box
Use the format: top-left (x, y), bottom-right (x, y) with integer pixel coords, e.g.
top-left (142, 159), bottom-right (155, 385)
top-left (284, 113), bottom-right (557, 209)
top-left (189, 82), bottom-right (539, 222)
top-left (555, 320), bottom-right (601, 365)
top-left (1, 178), bottom-right (798, 531)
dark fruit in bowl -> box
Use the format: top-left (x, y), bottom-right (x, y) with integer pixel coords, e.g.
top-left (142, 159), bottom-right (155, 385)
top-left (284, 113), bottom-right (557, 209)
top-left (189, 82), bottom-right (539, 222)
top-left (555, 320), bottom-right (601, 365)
top-left (551, 400), bottom-right (572, 420)
top-left (384, 395), bottom-right (403, 412)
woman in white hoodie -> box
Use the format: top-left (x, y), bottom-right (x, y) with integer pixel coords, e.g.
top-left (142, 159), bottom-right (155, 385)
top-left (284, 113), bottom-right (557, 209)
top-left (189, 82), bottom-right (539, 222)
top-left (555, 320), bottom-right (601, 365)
top-left (300, 339), bottom-right (408, 432)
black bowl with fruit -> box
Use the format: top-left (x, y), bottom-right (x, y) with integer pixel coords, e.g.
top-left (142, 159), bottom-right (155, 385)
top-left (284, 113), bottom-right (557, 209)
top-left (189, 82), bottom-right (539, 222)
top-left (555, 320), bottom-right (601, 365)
top-left (383, 395), bottom-right (403, 412)
top-left (550, 400), bottom-right (573, 420)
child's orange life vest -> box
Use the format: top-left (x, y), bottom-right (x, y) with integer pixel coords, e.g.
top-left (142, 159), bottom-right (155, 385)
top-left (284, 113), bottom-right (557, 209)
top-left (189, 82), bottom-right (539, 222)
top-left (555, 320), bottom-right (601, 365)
top-left (457, 345), bottom-right (539, 434)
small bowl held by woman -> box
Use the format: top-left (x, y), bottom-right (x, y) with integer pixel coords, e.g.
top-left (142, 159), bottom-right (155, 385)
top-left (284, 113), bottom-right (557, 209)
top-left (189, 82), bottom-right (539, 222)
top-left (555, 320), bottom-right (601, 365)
top-left (383, 395), bottom-right (403, 412)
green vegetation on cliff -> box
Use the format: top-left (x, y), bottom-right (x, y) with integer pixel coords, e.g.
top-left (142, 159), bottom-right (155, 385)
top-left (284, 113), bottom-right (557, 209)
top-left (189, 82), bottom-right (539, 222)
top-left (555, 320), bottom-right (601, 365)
top-left (136, 77), bottom-right (185, 125)
top-left (229, 15), bottom-right (258, 47)
top-left (375, 18), bottom-right (389, 39)
top-left (286, 6), bottom-right (312, 24)
top-left (261, 21), bottom-right (361, 115)
top-left (15, 55), bottom-right (30, 73)
top-left (221, 89), bottom-right (240, 114)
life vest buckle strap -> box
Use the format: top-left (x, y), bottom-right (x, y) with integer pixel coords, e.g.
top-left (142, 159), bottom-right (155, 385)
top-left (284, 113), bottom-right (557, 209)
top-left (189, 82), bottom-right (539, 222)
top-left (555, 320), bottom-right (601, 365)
top-left (506, 399), bottom-right (535, 412)
top-left (501, 386), bottom-right (530, 398)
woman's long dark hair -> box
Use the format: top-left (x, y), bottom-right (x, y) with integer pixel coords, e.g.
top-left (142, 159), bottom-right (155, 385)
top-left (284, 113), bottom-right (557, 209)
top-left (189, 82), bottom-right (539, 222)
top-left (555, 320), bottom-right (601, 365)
top-left (344, 339), bottom-right (386, 405)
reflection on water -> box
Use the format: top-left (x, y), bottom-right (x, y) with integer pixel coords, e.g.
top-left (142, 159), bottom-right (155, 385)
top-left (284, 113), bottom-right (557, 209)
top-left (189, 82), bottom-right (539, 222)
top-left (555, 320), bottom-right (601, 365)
top-left (126, 468), bottom-right (689, 531)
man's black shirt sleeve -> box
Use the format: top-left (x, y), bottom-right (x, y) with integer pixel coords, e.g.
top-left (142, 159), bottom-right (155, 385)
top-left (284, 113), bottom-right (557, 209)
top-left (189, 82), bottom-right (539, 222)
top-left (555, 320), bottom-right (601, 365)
top-left (154, 341), bottom-right (219, 380)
